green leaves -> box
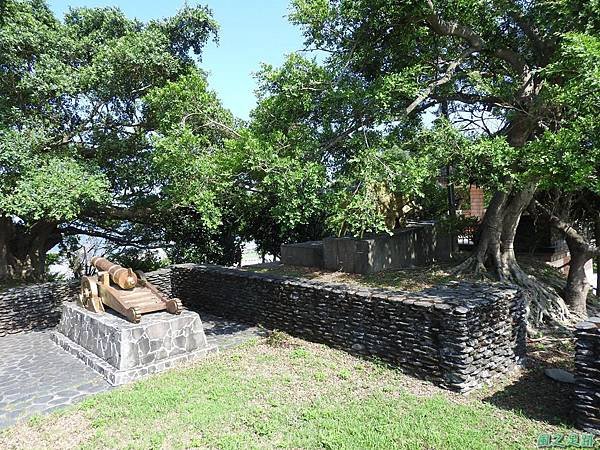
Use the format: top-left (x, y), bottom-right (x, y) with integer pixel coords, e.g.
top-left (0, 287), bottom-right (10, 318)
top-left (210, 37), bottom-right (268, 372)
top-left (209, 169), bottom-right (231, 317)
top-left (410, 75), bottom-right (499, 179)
top-left (145, 67), bottom-right (330, 256)
top-left (0, 1), bottom-right (220, 257)
top-left (143, 72), bottom-right (238, 233)
top-left (0, 155), bottom-right (107, 221)
top-left (80, 28), bottom-right (181, 100)
top-left (145, 71), bottom-right (231, 138)
top-left (530, 32), bottom-right (600, 194)
top-left (150, 127), bottom-right (224, 231)
top-left (154, 4), bottom-right (219, 61)
top-left (525, 120), bottom-right (600, 194)
top-left (328, 143), bottom-right (436, 238)
top-left (227, 131), bottom-right (328, 234)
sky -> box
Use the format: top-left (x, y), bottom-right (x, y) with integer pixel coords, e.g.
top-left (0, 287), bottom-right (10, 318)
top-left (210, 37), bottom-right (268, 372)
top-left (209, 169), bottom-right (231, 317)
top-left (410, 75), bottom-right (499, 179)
top-left (48, 0), bottom-right (305, 120)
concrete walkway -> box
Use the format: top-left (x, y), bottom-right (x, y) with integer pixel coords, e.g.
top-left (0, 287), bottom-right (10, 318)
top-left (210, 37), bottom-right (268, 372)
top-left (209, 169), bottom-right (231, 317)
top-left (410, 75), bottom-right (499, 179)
top-left (0, 313), bottom-right (264, 430)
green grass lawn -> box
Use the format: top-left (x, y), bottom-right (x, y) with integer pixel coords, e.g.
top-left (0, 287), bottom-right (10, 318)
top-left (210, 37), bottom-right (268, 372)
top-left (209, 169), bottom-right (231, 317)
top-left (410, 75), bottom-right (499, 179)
top-left (0, 333), bottom-right (577, 450)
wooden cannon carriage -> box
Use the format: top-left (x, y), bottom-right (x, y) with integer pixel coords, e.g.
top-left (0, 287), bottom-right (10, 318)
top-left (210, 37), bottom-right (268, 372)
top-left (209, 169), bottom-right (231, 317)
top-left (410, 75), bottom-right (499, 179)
top-left (78, 257), bottom-right (183, 323)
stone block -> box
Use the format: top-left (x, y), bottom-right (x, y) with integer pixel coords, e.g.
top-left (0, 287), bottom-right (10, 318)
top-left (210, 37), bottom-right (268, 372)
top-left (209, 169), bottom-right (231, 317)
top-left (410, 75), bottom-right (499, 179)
top-left (280, 241), bottom-right (324, 268)
top-left (322, 222), bottom-right (453, 274)
top-left (51, 302), bottom-right (216, 385)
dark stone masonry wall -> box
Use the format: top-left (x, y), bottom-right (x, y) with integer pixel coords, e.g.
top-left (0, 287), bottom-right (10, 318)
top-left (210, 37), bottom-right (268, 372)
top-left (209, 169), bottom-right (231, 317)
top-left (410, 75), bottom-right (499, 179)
top-left (0, 281), bottom-right (79, 337)
top-left (144, 268), bottom-right (172, 298)
top-left (574, 317), bottom-right (600, 433)
top-left (172, 264), bottom-right (526, 392)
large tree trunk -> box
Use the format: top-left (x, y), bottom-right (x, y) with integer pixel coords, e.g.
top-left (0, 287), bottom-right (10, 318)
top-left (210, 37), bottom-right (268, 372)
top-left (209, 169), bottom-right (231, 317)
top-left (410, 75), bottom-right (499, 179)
top-left (470, 190), bottom-right (508, 275)
top-left (595, 214), bottom-right (600, 297)
top-left (453, 116), bottom-right (572, 326)
top-left (541, 203), bottom-right (596, 317)
top-left (564, 249), bottom-right (590, 315)
top-left (0, 217), bottom-right (13, 281)
top-left (453, 185), bottom-right (571, 325)
top-left (528, 195), bottom-right (600, 320)
top-left (0, 217), bottom-right (61, 283)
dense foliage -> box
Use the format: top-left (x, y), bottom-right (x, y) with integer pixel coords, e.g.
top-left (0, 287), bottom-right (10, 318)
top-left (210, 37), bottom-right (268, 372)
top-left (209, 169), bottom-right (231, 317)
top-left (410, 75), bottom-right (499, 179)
top-left (1, 0), bottom-right (598, 322)
top-left (0, 0), bottom-right (219, 279)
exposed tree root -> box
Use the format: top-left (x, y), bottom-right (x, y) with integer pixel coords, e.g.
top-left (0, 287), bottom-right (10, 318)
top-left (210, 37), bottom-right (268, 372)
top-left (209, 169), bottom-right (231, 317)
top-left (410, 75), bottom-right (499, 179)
top-left (451, 255), bottom-right (488, 279)
top-left (452, 254), bottom-right (578, 330)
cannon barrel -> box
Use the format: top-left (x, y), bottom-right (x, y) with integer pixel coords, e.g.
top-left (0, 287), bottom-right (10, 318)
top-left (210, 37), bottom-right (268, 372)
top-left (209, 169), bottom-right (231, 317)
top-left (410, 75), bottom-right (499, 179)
top-left (91, 256), bottom-right (138, 290)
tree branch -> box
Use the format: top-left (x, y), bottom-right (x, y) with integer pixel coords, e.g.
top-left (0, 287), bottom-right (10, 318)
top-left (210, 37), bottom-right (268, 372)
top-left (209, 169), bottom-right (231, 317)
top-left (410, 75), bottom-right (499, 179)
top-left (406, 46), bottom-right (477, 115)
top-left (431, 92), bottom-right (509, 108)
top-left (425, 0), bottom-right (526, 74)
top-left (61, 226), bottom-right (162, 250)
top-left (84, 206), bottom-right (155, 224)
top-left (181, 113), bottom-right (242, 138)
top-left (506, 6), bottom-right (553, 63)
top-left (532, 200), bottom-right (598, 258)
top-left (321, 123), bottom-right (362, 151)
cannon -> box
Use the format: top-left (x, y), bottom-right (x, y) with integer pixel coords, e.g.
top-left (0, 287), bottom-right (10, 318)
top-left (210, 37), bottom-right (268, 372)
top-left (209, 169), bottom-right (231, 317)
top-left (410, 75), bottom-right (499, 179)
top-left (78, 257), bottom-right (183, 323)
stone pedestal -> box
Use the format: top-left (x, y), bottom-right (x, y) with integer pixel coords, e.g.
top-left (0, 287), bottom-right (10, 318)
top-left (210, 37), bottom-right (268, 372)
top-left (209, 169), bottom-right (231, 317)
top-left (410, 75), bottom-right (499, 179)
top-left (51, 302), bottom-right (216, 385)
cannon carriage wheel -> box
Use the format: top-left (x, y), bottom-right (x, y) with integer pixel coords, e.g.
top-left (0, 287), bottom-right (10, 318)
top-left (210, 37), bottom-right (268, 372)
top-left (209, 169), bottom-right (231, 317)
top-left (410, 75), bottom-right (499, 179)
top-left (80, 276), bottom-right (104, 313)
top-left (128, 306), bottom-right (142, 323)
top-left (167, 298), bottom-right (184, 314)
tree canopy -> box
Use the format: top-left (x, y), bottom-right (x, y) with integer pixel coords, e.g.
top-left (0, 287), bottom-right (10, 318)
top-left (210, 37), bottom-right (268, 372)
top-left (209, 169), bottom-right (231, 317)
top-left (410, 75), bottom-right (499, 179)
top-left (239, 0), bottom-right (600, 322)
top-left (1, 0), bottom-right (599, 325)
top-left (0, 0), bottom-right (219, 280)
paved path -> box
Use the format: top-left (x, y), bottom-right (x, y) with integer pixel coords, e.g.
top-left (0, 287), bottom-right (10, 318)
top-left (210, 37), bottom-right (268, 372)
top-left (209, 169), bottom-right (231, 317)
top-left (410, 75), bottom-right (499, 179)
top-left (0, 313), bottom-right (264, 430)
top-left (0, 330), bottom-right (109, 429)
top-left (203, 313), bottom-right (267, 350)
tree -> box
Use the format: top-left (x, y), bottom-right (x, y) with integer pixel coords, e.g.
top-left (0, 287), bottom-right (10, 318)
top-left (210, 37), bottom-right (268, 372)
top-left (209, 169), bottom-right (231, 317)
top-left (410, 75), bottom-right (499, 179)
top-left (0, 0), bottom-right (218, 281)
top-left (143, 60), bottom-right (334, 261)
top-left (249, 53), bottom-right (439, 240)
top-left (284, 0), bottom-right (600, 324)
top-left (531, 191), bottom-right (599, 315)
top-left (527, 32), bottom-right (600, 315)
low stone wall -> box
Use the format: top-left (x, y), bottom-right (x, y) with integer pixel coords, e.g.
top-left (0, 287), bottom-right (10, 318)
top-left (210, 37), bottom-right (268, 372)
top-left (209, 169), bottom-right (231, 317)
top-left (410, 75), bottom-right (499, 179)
top-left (144, 268), bottom-right (172, 298)
top-left (0, 281), bottom-right (79, 337)
top-left (281, 223), bottom-right (453, 274)
top-left (172, 264), bottom-right (526, 392)
top-left (574, 317), bottom-right (600, 433)
top-left (0, 268), bottom-right (172, 337)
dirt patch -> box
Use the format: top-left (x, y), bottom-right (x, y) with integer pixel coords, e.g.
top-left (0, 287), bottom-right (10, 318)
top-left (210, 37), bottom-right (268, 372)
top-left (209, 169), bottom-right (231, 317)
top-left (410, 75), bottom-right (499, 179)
top-left (244, 262), bottom-right (457, 292)
top-left (0, 411), bottom-right (92, 450)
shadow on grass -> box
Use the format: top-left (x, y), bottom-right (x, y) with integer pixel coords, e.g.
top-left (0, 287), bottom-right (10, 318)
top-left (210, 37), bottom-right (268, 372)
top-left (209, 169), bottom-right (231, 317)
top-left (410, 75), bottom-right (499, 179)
top-left (482, 340), bottom-right (576, 428)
